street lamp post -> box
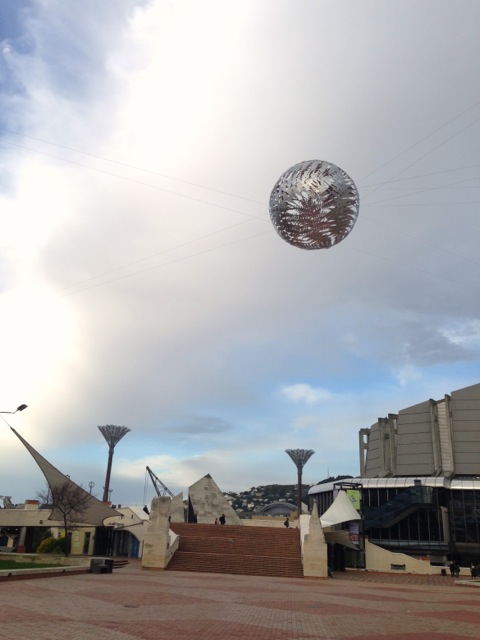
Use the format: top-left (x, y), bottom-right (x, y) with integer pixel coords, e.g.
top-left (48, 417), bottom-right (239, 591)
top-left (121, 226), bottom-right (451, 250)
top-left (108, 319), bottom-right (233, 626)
top-left (285, 448), bottom-right (315, 516)
top-left (98, 425), bottom-right (131, 502)
top-left (0, 404), bottom-right (28, 548)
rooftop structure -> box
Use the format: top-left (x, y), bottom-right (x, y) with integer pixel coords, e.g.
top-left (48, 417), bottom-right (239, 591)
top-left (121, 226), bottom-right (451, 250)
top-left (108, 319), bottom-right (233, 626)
top-left (359, 382), bottom-right (480, 478)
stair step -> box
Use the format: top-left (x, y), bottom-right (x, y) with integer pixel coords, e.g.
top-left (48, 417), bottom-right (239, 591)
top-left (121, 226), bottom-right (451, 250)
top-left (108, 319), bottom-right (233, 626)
top-left (167, 552), bottom-right (303, 578)
top-left (167, 523), bottom-right (303, 579)
top-left (113, 559), bottom-right (130, 569)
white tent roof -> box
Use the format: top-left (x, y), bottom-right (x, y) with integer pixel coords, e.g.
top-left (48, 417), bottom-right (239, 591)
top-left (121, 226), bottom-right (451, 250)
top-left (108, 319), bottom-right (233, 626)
top-left (11, 427), bottom-right (120, 525)
top-left (320, 490), bottom-right (360, 527)
top-left (324, 529), bottom-right (359, 550)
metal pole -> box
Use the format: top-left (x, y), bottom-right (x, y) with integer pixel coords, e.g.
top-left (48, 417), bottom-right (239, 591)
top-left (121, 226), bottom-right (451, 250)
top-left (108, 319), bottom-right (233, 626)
top-left (297, 468), bottom-right (302, 516)
top-left (102, 446), bottom-right (114, 502)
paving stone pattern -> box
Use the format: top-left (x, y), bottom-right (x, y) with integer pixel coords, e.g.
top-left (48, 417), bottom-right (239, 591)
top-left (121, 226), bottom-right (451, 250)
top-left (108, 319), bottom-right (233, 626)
top-left (1, 561), bottom-right (479, 639)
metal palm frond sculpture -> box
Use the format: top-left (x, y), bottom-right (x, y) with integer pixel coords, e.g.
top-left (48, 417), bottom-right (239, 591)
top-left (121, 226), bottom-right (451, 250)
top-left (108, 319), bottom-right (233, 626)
top-left (270, 160), bottom-right (359, 250)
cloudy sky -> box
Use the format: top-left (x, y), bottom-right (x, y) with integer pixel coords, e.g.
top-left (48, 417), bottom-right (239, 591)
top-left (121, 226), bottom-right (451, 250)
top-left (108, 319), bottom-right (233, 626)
top-left (1, 0), bottom-right (480, 507)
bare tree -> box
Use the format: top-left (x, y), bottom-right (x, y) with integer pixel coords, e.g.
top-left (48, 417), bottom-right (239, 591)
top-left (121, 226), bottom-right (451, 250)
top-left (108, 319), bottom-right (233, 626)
top-left (37, 481), bottom-right (92, 556)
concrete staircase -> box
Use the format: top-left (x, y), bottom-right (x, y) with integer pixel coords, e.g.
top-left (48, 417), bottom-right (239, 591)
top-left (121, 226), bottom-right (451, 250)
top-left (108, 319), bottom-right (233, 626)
top-left (167, 522), bottom-right (303, 578)
top-left (112, 558), bottom-right (130, 569)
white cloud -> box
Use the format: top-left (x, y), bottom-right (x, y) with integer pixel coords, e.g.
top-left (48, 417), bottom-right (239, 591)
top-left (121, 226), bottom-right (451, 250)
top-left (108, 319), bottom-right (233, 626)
top-left (442, 321), bottom-right (480, 350)
top-left (280, 384), bottom-right (332, 405)
top-left (394, 364), bottom-right (422, 388)
top-left (1, 0), bottom-right (480, 504)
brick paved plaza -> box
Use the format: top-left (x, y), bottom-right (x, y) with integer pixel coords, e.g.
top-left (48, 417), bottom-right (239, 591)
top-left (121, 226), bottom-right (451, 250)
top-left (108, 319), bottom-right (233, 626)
top-left (1, 562), bottom-right (479, 639)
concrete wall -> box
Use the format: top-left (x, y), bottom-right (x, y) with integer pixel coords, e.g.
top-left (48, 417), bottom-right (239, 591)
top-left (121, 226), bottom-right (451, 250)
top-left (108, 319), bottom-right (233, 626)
top-left (188, 475), bottom-right (241, 525)
top-left (363, 539), bottom-right (461, 575)
top-left (363, 383), bottom-right (480, 478)
top-left (299, 511), bottom-right (328, 578)
top-left (170, 493), bottom-right (185, 522)
top-left (364, 422), bottom-right (382, 477)
top-left (395, 400), bottom-right (435, 476)
top-left (243, 516), bottom-right (298, 528)
top-left (4, 552), bottom-right (90, 567)
top-left (142, 497), bottom-right (180, 570)
top-left (450, 383), bottom-right (480, 475)
top-left (70, 527), bottom-right (96, 555)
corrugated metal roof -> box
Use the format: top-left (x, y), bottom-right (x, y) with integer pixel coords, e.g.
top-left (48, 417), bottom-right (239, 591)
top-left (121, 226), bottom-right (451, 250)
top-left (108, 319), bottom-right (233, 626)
top-left (307, 476), bottom-right (480, 495)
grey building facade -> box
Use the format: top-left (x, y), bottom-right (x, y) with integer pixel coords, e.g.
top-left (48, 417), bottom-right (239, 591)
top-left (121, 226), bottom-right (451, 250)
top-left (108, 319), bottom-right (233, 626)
top-left (310, 382), bottom-right (480, 567)
top-left (359, 382), bottom-right (480, 479)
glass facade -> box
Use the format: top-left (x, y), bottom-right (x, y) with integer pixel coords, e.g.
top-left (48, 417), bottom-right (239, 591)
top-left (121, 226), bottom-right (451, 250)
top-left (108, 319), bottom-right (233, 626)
top-left (448, 489), bottom-right (480, 561)
top-left (362, 486), bottom-right (445, 554)
top-left (311, 483), bottom-right (480, 566)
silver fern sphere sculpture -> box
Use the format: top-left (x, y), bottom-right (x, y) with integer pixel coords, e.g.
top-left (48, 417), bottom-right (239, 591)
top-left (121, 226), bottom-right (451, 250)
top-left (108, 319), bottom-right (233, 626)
top-left (269, 160), bottom-right (359, 250)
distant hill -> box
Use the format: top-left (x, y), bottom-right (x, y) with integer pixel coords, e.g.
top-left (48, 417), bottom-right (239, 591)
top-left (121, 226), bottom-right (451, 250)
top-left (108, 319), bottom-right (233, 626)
top-left (224, 475), bottom-right (353, 513)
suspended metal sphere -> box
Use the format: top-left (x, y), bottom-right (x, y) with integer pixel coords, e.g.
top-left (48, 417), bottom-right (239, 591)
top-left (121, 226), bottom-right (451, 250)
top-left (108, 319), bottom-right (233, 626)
top-left (269, 160), bottom-right (359, 250)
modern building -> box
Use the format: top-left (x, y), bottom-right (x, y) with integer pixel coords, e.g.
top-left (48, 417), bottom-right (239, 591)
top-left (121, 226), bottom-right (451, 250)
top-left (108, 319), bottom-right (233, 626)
top-left (309, 382), bottom-right (480, 569)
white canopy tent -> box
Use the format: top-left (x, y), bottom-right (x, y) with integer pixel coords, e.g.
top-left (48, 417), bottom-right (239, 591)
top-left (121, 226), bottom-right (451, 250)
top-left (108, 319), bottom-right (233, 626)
top-left (319, 490), bottom-right (361, 528)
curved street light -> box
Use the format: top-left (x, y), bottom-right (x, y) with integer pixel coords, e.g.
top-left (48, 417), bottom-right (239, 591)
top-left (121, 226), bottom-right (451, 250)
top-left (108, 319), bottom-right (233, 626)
top-left (0, 404), bottom-right (28, 414)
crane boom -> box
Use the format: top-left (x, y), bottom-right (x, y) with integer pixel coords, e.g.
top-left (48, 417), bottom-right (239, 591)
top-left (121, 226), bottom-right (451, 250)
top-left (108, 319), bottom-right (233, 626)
top-left (146, 466), bottom-right (175, 498)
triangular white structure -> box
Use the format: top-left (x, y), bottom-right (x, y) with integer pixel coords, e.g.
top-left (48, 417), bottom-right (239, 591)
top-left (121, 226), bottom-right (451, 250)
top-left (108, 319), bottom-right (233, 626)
top-left (11, 427), bottom-right (119, 525)
top-left (320, 490), bottom-right (360, 527)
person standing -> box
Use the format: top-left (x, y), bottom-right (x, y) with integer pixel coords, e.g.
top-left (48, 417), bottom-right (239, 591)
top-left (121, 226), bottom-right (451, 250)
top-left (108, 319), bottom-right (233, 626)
top-left (219, 514), bottom-right (226, 525)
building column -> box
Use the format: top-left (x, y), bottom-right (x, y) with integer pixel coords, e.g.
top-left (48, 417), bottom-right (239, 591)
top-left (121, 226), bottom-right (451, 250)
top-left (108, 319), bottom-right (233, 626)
top-left (17, 526), bottom-right (27, 552)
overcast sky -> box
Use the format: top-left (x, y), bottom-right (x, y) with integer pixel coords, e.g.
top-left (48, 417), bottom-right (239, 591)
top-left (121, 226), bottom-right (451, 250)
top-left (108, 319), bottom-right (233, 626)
top-left (1, 0), bottom-right (480, 507)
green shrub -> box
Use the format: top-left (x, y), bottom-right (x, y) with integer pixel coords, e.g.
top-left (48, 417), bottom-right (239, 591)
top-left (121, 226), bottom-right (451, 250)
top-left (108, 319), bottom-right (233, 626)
top-left (32, 528), bottom-right (52, 551)
top-left (36, 537), bottom-right (59, 553)
top-left (36, 533), bottom-right (71, 555)
top-left (56, 535), bottom-right (70, 555)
